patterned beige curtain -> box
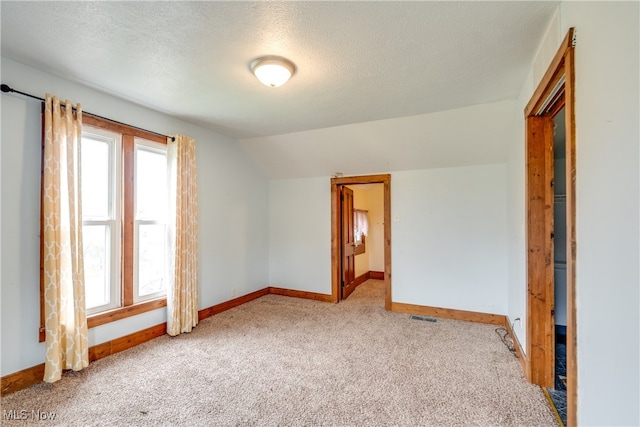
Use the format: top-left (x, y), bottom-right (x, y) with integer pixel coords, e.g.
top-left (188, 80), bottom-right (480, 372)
top-left (42, 94), bottom-right (89, 382)
top-left (167, 135), bottom-right (199, 336)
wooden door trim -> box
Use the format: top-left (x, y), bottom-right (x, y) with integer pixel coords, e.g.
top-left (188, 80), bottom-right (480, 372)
top-left (525, 115), bottom-right (555, 387)
top-left (331, 174), bottom-right (391, 309)
top-left (525, 27), bottom-right (577, 426)
top-left (525, 29), bottom-right (575, 117)
top-left (564, 44), bottom-right (577, 427)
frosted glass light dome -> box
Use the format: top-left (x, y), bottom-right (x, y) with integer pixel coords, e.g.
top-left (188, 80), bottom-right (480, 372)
top-left (250, 56), bottom-right (296, 88)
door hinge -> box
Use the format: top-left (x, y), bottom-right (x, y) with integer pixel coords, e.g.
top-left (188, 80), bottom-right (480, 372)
top-left (340, 194), bottom-right (344, 201)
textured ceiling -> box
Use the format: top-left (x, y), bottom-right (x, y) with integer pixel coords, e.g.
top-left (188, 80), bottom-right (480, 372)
top-left (1, 1), bottom-right (558, 139)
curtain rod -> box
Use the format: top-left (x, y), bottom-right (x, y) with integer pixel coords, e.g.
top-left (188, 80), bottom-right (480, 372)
top-left (1, 84), bottom-right (175, 142)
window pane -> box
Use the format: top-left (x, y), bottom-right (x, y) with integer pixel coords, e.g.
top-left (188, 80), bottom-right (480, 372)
top-left (138, 224), bottom-right (166, 297)
top-left (83, 225), bottom-right (110, 309)
top-left (136, 148), bottom-right (167, 219)
top-left (82, 137), bottom-right (110, 218)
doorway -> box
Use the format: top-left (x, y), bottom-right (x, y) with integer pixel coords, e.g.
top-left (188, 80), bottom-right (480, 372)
top-left (553, 107), bottom-right (568, 390)
top-left (525, 28), bottom-right (577, 426)
top-left (330, 174), bottom-right (391, 309)
top-left (339, 183), bottom-right (386, 300)
top-left (547, 106), bottom-right (569, 425)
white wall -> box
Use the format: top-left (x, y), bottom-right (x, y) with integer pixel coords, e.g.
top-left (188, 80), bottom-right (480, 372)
top-left (0, 58), bottom-right (269, 376)
top-left (392, 165), bottom-right (508, 315)
top-left (562, 3), bottom-right (639, 425)
top-left (507, 2), bottom-right (640, 425)
top-left (506, 7), bottom-right (562, 351)
top-left (269, 164), bottom-right (508, 316)
top-left (268, 177), bottom-right (331, 294)
top-left (505, 74), bottom-right (531, 350)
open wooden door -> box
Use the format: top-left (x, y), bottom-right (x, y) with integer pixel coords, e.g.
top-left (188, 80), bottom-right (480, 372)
top-left (340, 186), bottom-right (356, 299)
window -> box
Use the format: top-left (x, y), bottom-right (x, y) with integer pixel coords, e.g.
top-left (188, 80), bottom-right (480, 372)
top-left (81, 128), bottom-right (121, 315)
top-left (40, 116), bottom-right (169, 340)
top-left (133, 139), bottom-right (169, 303)
top-left (354, 210), bottom-right (368, 256)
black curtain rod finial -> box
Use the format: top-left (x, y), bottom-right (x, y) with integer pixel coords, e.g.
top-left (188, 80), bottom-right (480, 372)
top-left (2, 83), bottom-right (38, 100)
top-left (1, 82), bottom-right (176, 142)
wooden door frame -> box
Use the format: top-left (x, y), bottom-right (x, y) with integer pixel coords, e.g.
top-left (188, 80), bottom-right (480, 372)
top-left (525, 28), bottom-right (577, 426)
top-left (331, 174), bottom-right (391, 309)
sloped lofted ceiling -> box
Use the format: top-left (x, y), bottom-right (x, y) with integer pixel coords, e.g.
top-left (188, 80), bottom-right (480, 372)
top-left (1, 1), bottom-right (558, 142)
top-left (239, 99), bottom-right (518, 179)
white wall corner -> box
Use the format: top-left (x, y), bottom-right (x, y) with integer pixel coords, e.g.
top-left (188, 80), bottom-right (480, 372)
top-left (532, 6), bottom-right (562, 86)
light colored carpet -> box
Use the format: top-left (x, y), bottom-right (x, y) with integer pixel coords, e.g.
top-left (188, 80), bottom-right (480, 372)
top-left (1, 280), bottom-right (556, 426)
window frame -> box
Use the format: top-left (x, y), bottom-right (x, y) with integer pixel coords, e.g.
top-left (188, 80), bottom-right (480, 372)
top-left (354, 235), bottom-right (366, 256)
top-left (39, 114), bottom-right (169, 342)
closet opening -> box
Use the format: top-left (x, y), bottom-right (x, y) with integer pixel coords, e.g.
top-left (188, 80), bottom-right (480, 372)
top-left (525, 27), bottom-right (577, 427)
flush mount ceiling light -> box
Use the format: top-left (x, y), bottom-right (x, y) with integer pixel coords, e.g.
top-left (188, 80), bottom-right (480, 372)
top-left (250, 56), bottom-right (296, 88)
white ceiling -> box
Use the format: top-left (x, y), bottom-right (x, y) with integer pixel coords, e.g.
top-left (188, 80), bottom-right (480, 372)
top-left (1, 1), bottom-right (558, 140)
